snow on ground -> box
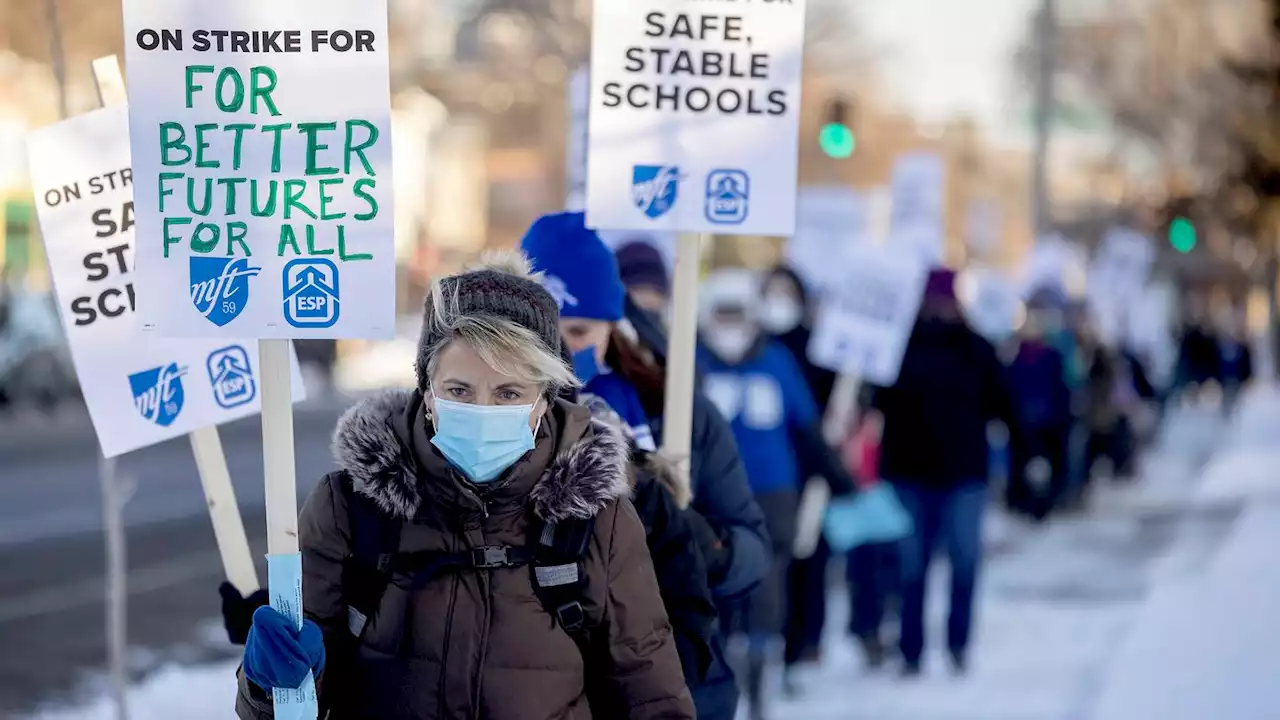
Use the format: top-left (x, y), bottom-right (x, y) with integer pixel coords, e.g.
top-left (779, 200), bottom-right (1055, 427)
top-left (770, 398), bottom-right (1237, 720)
top-left (27, 391), bottom-right (1274, 720)
top-left (1089, 386), bottom-right (1280, 720)
top-left (25, 661), bottom-right (239, 720)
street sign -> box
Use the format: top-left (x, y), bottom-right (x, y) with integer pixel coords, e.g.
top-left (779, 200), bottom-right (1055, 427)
top-left (584, 0), bottom-right (807, 236)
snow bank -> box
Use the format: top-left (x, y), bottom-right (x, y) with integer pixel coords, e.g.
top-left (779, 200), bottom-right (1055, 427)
top-left (1088, 383), bottom-right (1280, 720)
top-left (26, 661), bottom-right (238, 720)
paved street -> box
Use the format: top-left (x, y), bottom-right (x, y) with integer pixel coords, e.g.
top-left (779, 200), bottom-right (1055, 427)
top-left (0, 397), bottom-right (354, 715)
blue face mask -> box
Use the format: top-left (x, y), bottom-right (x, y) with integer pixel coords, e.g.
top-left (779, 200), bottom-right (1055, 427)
top-left (572, 346), bottom-right (602, 385)
top-left (429, 394), bottom-right (539, 484)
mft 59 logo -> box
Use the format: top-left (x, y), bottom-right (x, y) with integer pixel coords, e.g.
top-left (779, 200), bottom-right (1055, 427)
top-left (128, 362), bottom-right (188, 427)
top-left (190, 257), bottom-right (261, 327)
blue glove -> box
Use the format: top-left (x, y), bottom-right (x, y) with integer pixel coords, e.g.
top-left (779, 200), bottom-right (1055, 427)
top-left (243, 606), bottom-right (326, 690)
top-left (823, 484), bottom-right (913, 552)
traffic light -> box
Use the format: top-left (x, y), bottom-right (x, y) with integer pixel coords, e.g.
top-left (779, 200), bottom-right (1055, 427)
top-left (819, 97), bottom-right (856, 159)
top-left (1169, 216), bottom-right (1196, 253)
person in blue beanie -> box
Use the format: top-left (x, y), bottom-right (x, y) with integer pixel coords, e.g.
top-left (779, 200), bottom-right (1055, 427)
top-left (697, 269), bottom-right (857, 720)
top-left (521, 211), bottom-right (770, 720)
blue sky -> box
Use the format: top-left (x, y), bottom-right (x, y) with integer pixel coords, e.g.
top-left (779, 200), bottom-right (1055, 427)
top-left (858, 0), bottom-right (1038, 142)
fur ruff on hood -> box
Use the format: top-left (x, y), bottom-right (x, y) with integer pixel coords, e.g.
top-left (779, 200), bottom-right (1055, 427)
top-left (330, 389), bottom-right (631, 523)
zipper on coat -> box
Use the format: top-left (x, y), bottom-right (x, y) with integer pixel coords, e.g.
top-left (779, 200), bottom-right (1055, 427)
top-left (436, 573), bottom-right (461, 718)
top-left (470, 527), bottom-right (493, 719)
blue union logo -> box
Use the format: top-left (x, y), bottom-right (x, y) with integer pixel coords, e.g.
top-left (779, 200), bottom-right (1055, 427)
top-left (128, 362), bottom-right (187, 427)
top-left (190, 257), bottom-right (261, 327)
top-left (632, 165), bottom-right (682, 219)
top-left (206, 344), bottom-right (257, 409)
top-left (283, 258), bottom-right (340, 329)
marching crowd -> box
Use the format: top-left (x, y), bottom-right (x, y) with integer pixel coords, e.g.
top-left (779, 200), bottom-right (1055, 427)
top-left (214, 211), bottom-right (1254, 720)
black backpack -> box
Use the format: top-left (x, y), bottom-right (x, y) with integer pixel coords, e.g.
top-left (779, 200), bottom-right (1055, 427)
top-left (339, 478), bottom-right (598, 654)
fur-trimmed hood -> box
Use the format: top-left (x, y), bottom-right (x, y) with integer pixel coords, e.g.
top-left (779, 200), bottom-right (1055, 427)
top-left (331, 389), bottom-right (631, 523)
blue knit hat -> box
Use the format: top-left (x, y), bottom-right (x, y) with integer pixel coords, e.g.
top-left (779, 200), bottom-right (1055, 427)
top-left (519, 212), bottom-right (625, 321)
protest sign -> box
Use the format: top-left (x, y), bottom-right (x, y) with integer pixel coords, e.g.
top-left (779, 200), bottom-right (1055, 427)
top-left (585, 0), bottom-right (807, 236)
top-left (964, 198), bottom-right (1001, 256)
top-left (122, 0), bottom-right (395, 339)
top-left (888, 153), bottom-right (945, 260)
top-left (788, 186), bottom-right (867, 292)
top-left (570, 69), bottom-right (679, 266)
top-left (807, 244), bottom-right (927, 385)
top-left (566, 67), bottom-right (590, 211)
top-left (888, 152), bottom-right (946, 263)
top-left (959, 266), bottom-right (1021, 341)
top-left (26, 105), bottom-right (305, 458)
top-left (1020, 233), bottom-right (1087, 299)
top-left (1089, 226), bottom-right (1153, 305)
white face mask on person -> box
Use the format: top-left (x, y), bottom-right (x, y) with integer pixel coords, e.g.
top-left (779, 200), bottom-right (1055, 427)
top-left (704, 325), bottom-right (756, 362)
top-left (759, 295), bottom-right (802, 334)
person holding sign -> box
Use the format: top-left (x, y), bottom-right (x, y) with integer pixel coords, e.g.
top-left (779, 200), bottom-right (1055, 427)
top-left (236, 254), bottom-right (694, 719)
top-left (520, 212), bottom-right (754, 720)
top-left (697, 269), bottom-right (856, 720)
top-left (867, 269), bottom-right (1015, 677)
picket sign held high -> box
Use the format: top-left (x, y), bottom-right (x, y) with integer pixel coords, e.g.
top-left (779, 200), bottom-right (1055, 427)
top-left (91, 54), bottom-right (259, 595)
top-left (658, 232), bottom-right (704, 508)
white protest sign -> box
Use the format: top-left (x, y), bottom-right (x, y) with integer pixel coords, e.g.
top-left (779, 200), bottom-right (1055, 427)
top-left (122, 1), bottom-right (395, 339)
top-left (964, 198), bottom-right (1000, 255)
top-left (572, 71), bottom-right (679, 267)
top-left (26, 105), bottom-right (305, 458)
top-left (958, 266), bottom-right (1021, 341)
top-left (585, 0), bottom-right (807, 236)
top-left (566, 67), bottom-right (590, 211)
top-left (1089, 226), bottom-right (1153, 304)
top-left (788, 186), bottom-right (867, 292)
top-left (807, 244), bottom-right (928, 385)
top-left (1020, 233), bottom-right (1086, 298)
top-left (888, 152), bottom-right (946, 263)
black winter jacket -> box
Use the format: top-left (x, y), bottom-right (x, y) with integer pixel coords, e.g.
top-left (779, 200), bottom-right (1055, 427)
top-left (872, 318), bottom-right (1015, 489)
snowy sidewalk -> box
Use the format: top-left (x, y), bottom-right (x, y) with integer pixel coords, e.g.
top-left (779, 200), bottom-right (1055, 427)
top-left (1089, 385), bottom-right (1280, 720)
top-left (774, 397), bottom-right (1251, 720)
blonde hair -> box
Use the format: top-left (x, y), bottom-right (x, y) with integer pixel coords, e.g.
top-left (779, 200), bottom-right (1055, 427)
top-left (420, 251), bottom-right (579, 396)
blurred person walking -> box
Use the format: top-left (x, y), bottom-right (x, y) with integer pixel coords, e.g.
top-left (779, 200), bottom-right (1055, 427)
top-left (752, 266), bottom-right (843, 675)
top-left (1218, 311), bottom-right (1254, 413)
top-left (234, 254), bottom-right (694, 719)
top-left (697, 269), bottom-right (855, 720)
top-left (521, 213), bottom-right (762, 720)
top-left (1079, 322), bottom-right (1140, 485)
top-left (869, 269), bottom-right (1014, 676)
top-left (1005, 307), bottom-right (1073, 520)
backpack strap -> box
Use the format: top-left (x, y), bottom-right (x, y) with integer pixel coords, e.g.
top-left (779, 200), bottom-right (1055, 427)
top-left (528, 516), bottom-right (596, 640)
top-left (342, 483), bottom-right (403, 638)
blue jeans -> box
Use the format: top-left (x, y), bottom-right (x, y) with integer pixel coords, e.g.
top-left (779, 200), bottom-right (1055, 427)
top-left (891, 481), bottom-right (986, 664)
top-left (847, 540), bottom-right (897, 640)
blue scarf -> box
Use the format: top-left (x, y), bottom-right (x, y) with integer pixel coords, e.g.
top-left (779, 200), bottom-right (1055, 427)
top-left (580, 369), bottom-right (657, 452)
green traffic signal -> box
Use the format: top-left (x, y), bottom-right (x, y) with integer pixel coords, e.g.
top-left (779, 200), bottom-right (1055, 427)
top-left (819, 122), bottom-right (856, 159)
top-left (1169, 216), bottom-right (1196, 253)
